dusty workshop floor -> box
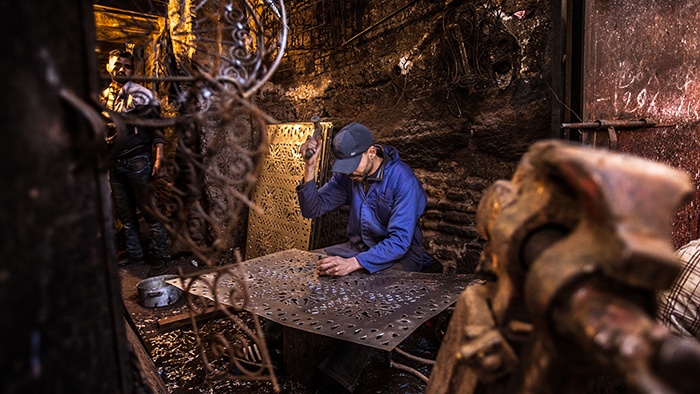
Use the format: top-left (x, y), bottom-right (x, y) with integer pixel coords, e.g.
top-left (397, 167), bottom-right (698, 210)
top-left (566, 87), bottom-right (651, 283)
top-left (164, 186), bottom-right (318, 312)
top-left (119, 254), bottom-right (443, 394)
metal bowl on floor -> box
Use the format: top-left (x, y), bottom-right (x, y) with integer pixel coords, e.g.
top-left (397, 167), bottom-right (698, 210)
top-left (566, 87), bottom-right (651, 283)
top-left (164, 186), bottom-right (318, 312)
top-left (137, 274), bottom-right (183, 308)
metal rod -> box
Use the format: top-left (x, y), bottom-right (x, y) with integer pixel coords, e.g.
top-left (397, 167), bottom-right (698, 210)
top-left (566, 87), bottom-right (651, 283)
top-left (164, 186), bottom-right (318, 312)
top-left (386, 352), bottom-right (430, 383)
top-left (341, 0), bottom-right (419, 47)
top-left (561, 118), bottom-right (657, 130)
top-left (393, 347), bottom-right (436, 365)
top-left (337, 0), bottom-right (347, 42)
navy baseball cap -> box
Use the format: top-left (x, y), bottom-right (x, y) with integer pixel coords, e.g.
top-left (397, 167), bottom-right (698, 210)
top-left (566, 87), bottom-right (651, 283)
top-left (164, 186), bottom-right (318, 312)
top-left (331, 123), bottom-right (374, 173)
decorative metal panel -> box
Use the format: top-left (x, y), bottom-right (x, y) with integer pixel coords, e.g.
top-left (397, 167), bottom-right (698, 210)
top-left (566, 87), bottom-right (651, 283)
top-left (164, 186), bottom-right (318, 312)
top-left (246, 123), bottom-right (332, 260)
top-left (169, 249), bottom-right (481, 351)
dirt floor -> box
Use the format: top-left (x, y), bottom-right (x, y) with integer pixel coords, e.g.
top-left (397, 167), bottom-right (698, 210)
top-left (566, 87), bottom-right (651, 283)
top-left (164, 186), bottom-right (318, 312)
top-left (120, 254), bottom-right (445, 394)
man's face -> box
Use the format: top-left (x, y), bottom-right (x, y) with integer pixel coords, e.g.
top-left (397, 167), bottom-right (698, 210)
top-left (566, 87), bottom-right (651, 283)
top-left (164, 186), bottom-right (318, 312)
top-left (107, 56), bottom-right (134, 82)
top-left (347, 149), bottom-right (374, 182)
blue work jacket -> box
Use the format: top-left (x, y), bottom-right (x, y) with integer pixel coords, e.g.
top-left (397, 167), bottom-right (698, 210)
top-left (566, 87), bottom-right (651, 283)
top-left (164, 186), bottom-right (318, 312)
top-left (296, 146), bottom-right (432, 273)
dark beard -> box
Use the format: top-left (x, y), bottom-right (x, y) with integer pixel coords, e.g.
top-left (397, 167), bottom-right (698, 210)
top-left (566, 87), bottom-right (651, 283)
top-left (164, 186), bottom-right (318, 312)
top-left (348, 169), bottom-right (370, 183)
top-left (348, 160), bottom-right (372, 182)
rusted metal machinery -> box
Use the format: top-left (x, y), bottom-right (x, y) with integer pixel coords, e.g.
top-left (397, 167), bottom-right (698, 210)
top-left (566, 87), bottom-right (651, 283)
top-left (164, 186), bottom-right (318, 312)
top-left (427, 140), bottom-right (700, 394)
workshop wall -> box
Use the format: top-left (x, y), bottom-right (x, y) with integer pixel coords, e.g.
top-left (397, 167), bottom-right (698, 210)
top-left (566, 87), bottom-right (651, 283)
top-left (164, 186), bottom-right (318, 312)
top-left (253, 0), bottom-right (553, 273)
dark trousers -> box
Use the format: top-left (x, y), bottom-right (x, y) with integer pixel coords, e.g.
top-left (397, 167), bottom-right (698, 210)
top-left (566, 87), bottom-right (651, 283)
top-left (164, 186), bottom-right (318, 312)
top-left (109, 153), bottom-right (170, 263)
top-left (317, 262), bottom-right (405, 392)
top-left (317, 339), bottom-right (375, 392)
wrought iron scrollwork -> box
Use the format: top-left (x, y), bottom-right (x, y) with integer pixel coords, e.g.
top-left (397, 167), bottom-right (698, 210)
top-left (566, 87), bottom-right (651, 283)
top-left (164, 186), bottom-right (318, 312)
top-left (178, 263), bottom-right (278, 389)
top-left (93, 0), bottom-right (288, 390)
top-left (440, 0), bottom-right (519, 92)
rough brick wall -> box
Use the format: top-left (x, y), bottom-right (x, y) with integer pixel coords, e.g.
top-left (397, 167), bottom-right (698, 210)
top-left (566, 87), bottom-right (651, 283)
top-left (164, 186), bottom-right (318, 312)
top-left (247, 0), bottom-right (553, 273)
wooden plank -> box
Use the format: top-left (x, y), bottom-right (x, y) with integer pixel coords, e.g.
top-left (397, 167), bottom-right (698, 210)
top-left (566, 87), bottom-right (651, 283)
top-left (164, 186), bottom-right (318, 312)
top-left (124, 318), bottom-right (168, 394)
top-left (156, 306), bottom-right (235, 330)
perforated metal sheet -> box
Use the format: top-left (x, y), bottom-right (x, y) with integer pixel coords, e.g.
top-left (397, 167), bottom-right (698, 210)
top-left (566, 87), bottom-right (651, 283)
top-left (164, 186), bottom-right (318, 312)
top-left (169, 249), bottom-right (481, 350)
top-left (245, 123), bottom-right (333, 260)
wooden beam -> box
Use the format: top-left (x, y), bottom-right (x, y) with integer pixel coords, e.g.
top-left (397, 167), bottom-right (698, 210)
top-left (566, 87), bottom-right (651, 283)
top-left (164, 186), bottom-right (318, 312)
top-left (157, 306), bottom-right (238, 330)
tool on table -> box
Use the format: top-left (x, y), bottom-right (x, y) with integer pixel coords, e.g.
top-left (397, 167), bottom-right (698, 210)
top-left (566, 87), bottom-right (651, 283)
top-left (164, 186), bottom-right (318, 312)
top-left (304, 115), bottom-right (322, 160)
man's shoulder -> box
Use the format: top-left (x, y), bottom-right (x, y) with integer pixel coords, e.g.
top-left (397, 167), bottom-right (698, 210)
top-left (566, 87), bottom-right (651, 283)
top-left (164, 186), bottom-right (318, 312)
top-left (122, 82), bottom-right (159, 107)
top-left (99, 83), bottom-right (117, 104)
top-left (99, 88), bottom-right (109, 104)
top-left (384, 161), bottom-right (422, 195)
top-left (678, 239), bottom-right (700, 258)
top-left (383, 149), bottom-right (415, 176)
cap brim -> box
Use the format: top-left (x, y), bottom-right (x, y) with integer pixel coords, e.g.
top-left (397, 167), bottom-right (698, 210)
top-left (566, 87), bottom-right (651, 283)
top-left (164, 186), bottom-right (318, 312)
top-left (331, 154), bottom-right (363, 174)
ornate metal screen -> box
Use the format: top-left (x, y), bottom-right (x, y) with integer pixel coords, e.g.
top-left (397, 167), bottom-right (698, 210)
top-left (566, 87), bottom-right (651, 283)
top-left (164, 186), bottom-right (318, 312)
top-left (170, 249), bottom-right (480, 351)
top-left (245, 122), bottom-right (332, 260)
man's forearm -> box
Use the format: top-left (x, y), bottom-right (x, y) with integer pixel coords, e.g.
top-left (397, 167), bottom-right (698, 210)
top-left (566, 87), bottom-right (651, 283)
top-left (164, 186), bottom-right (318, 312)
top-left (303, 164), bottom-right (316, 183)
top-left (154, 142), bottom-right (164, 160)
top-left (152, 142), bottom-right (165, 177)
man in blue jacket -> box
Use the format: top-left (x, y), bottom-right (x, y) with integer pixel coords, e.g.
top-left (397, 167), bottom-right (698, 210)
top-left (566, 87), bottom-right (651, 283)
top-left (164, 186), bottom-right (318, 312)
top-left (297, 121), bottom-right (434, 277)
top-left (294, 123), bottom-right (436, 392)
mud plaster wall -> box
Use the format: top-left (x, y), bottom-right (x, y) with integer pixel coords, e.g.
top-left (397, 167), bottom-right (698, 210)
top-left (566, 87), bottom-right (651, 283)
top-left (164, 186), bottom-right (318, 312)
top-left (250, 0), bottom-right (553, 274)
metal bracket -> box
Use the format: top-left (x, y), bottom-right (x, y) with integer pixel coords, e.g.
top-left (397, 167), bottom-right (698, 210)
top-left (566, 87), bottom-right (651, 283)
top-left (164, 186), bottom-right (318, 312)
top-left (561, 118), bottom-right (657, 150)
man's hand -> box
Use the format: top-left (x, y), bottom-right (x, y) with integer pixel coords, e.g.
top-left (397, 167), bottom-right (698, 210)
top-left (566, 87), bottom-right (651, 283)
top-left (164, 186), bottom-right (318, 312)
top-left (317, 256), bottom-right (362, 277)
top-left (152, 156), bottom-right (166, 177)
top-left (300, 136), bottom-right (321, 182)
top-left (152, 143), bottom-right (166, 177)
